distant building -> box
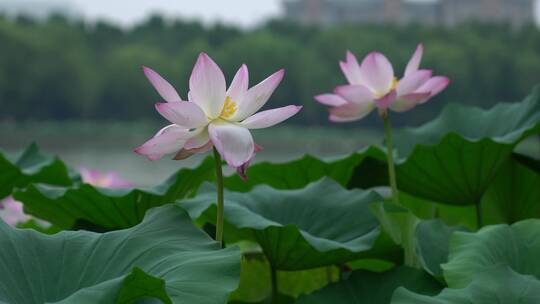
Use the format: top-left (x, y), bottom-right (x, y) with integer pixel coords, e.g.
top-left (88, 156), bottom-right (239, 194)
top-left (283, 0), bottom-right (536, 28)
top-left (0, 0), bottom-right (80, 21)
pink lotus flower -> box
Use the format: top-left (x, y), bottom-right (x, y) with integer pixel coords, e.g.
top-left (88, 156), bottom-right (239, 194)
top-left (135, 53), bottom-right (302, 175)
top-left (80, 168), bottom-right (132, 188)
top-left (0, 196), bottom-right (30, 226)
top-left (315, 44), bottom-right (449, 122)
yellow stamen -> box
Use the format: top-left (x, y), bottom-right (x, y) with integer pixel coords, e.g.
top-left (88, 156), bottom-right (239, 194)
top-left (220, 96), bottom-right (237, 119)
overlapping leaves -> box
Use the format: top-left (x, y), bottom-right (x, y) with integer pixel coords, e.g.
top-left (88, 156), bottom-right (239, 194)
top-left (13, 157), bottom-right (214, 230)
top-left (0, 143), bottom-right (74, 199)
top-left (179, 178), bottom-right (382, 270)
top-left (393, 219), bottom-right (540, 303)
top-left (0, 204), bottom-right (241, 304)
top-left (1, 86), bottom-right (539, 303)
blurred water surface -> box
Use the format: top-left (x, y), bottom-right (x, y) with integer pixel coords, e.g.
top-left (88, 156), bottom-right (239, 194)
top-left (1, 122), bottom-right (382, 186)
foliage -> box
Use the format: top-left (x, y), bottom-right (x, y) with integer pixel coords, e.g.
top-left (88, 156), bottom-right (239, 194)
top-left (1, 83), bottom-right (539, 302)
top-left (0, 204), bottom-right (241, 304)
top-left (13, 157), bottom-right (214, 230)
top-left (179, 179), bottom-right (382, 270)
top-left (2, 16), bottom-right (540, 126)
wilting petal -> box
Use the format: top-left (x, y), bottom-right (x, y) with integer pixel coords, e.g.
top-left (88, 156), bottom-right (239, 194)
top-left (417, 76), bottom-right (450, 102)
top-left (143, 66), bottom-right (183, 102)
top-left (134, 125), bottom-right (194, 160)
top-left (329, 101), bottom-right (375, 122)
top-left (208, 121), bottom-right (254, 167)
top-left (404, 44), bottom-right (424, 77)
top-left (314, 94), bottom-right (348, 106)
top-left (189, 53), bottom-right (227, 119)
top-left (374, 90), bottom-right (397, 109)
top-left (232, 69), bottom-right (285, 121)
top-left (390, 92), bottom-right (431, 112)
top-left (359, 52), bottom-right (395, 95)
top-left (235, 144), bottom-right (263, 181)
top-left (397, 69), bottom-right (432, 96)
top-left (155, 102), bottom-right (208, 128)
top-left (339, 51), bottom-right (362, 85)
top-left (241, 105), bottom-right (302, 129)
top-left (227, 64), bottom-right (249, 104)
top-left (335, 84), bottom-right (375, 104)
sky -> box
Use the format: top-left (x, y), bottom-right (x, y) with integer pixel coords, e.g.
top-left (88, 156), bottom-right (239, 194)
top-left (8, 0), bottom-right (540, 28)
top-left (57, 0), bottom-right (283, 28)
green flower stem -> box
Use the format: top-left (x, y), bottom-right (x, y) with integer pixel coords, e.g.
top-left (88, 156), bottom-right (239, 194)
top-left (212, 147), bottom-right (225, 247)
top-left (270, 266), bottom-right (278, 303)
top-left (381, 111), bottom-right (401, 206)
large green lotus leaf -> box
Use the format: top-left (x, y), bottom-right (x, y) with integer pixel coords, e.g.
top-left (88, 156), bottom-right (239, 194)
top-left (179, 178), bottom-right (382, 270)
top-left (296, 266), bottom-right (442, 304)
top-left (481, 156), bottom-right (540, 224)
top-left (415, 219), bottom-right (467, 278)
top-left (224, 147), bottom-right (386, 192)
top-left (0, 204), bottom-right (241, 304)
top-left (391, 86), bottom-right (540, 205)
top-left (392, 266), bottom-right (540, 304)
top-left (0, 143), bottom-right (74, 199)
top-left (442, 219), bottom-right (540, 289)
top-left (13, 157), bottom-right (214, 230)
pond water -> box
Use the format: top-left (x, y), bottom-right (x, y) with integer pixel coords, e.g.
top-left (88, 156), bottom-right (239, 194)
top-left (2, 122), bottom-right (538, 187)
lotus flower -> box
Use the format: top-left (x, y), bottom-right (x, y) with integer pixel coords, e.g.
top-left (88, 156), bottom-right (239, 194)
top-left (80, 168), bottom-right (132, 188)
top-left (0, 197), bottom-right (30, 226)
top-left (315, 44), bottom-right (449, 122)
top-left (135, 53), bottom-right (302, 176)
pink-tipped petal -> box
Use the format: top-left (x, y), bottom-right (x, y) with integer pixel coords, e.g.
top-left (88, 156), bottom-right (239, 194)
top-left (397, 69), bottom-right (432, 96)
top-left (314, 94), bottom-right (348, 106)
top-left (155, 102), bottom-right (208, 128)
top-left (359, 52), bottom-right (395, 95)
top-left (374, 90), bottom-right (397, 109)
top-left (417, 76), bottom-right (450, 101)
top-left (143, 66), bottom-right (182, 102)
top-left (328, 101), bottom-right (375, 123)
top-left (241, 105), bottom-right (302, 129)
top-left (404, 44), bottom-right (424, 77)
top-left (227, 64), bottom-right (249, 104)
top-left (233, 69), bottom-right (285, 121)
top-left (335, 84), bottom-right (375, 105)
top-left (134, 125), bottom-right (193, 161)
top-left (390, 92), bottom-right (431, 112)
top-left (339, 51), bottom-right (363, 84)
top-left (208, 122), bottom-right (255, 167)
top-left (189, 53), bottom-right (227, 118)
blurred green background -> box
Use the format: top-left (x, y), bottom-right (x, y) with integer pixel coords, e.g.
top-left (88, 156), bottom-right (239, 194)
top-left (1, 8), bottom-right (539, 184)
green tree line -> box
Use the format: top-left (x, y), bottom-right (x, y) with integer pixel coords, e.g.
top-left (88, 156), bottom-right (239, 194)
top-left (1, 14), bottom-right (539, 126)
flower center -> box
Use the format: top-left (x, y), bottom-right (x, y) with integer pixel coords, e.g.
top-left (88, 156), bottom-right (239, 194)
top-left (220, 96), bottom-right (237, 119)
